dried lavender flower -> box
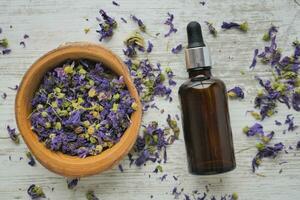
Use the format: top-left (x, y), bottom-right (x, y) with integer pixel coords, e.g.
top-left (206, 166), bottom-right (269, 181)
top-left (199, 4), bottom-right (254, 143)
top-left (1, 92), bottom-right (7, 99)
top-left (2, 48), bottom-right (11, 55)
top-left (252, 143), bottom-right (284, 172)
top-left (112, 1), bottom-right (119, 6)
top-left (27, 184), bottom-right (46, 199)
top-left (262, 25), bottom-right (278, 41)
top-left (249, 49), bottom-right (259, 69)
top-left (205, 21), bottom-right (217, 37)
top-left (8, 85), bottom-right (18, 90)
top-left (96, 9), bottom-right (117, 41)
top-left (123, 32), bottom-right (145, 58)
top-left (146, 41), bottom-right (153, 53)
top-left (7, 125), bottom-right (19, 144)
top-left (285, 114), bottom-right (297, 131)
top-left (118, 164), bottom-right (124, 172)
top-left (26, 151), bottom-right (36, 166)
top-left (171, 44), bottom-right (183, 54)
top-left (221, 21), bottom-right (248, 32)
top-left (20, 41), bottom-right (26, 48)
top-left (227, 86), bottom-right (244, 99)
top-left (131, 15), bottom-right (146, 32)
top-left (67, 178), bottom-right (79, 189)
top-left (164, 13), bottom-right (177, 37)
top-left (120, 17), bottom-right (127, 23)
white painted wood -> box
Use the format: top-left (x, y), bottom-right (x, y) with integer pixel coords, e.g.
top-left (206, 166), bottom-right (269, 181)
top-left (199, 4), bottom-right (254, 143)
top-left (0, 0), bottom-right (300, 199)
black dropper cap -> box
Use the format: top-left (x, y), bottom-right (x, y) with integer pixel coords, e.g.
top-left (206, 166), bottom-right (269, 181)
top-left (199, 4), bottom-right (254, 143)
top-left (187, 21), bottom-right (205, 48)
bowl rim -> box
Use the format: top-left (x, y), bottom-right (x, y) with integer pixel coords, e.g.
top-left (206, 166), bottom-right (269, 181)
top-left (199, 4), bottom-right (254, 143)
top-left (15, 42), bottom-right (142, 177)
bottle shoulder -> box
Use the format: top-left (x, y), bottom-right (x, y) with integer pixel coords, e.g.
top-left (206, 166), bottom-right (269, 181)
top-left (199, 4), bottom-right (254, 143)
top-left (179, 76), bottom-right (226, 92)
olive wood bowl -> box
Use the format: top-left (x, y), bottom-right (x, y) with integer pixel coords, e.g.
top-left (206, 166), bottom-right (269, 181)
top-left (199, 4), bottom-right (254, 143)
top-left (15, 42), bottom-right (142, 177)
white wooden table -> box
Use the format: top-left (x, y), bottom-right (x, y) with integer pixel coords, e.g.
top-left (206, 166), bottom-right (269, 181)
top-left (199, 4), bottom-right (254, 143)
top-left (1, 0), bottom-right (300, 199)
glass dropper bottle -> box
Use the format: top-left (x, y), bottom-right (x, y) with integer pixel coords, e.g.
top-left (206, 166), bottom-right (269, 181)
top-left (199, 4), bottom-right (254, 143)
top-left (178, 21), bottom-right (236, 175)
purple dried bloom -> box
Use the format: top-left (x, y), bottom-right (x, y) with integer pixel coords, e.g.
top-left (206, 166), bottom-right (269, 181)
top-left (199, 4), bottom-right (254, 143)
top-left (1, 92), bottom-right (7, 99)
top-left (86, 190), bottom-right (99, 200)
top-left (7, 125), bottom-right (19, 144)
top-left (160, 174), bottom-right (167, 181)
top-left (64, 110), bottom-right (81, 126)
top-left (20, 41), bottom-right (26, 48)
top-left (120, 17), bottom-right (127, 23)
top-left (163, 147), bottom-right (167, 163)
top-left (131, 15), bottom-right (146, 32)
top-left (199, 1), bottom-right (206, 6)
top-left (252, 142), bottom-right (284, 172)
top-left (112, 1), bottom-right (120, 6)
top-left (227, 86), bottom-right (244, 99)
top-left (197, 193), bottom-right (207, 200)
top-left (118, 164), bottom-right (124, 172)
top-left (2, 48), bottom-right (11, 54)
top-left (24, 34), bottom-right (29, 39)
top-left (8, 85), bottom-right (18, 90)
top-left (294, 44), bottom-right (300, 59)
top-left (26, 151), bottom-right (36, 166)
top-left (171, 44), bottom-right (183, 54)
top-left (243, 123), bottom-right (264, 137)
top-left (135, 150), bottom-right (150, 166)
top-left (96, 9), bottom-right (117, 41)
top-left (249, 49), bottom-right (259, 69)
top-left (164, 12), bottom-right (177, 37)
top-left (275, 120), bottom-right (282, 126)
top-left (221, 21), bottom-right (248, 32)
top-left (147, 41), bottom-right (153, 53)
top-left (297, 141), bottom-right (300, 149)
top-left (285, 114), bottom-right (297, 131)
top-left (67, 178), bottom-right (79, 189)
top-left (263, 25), bottom-right (278, 41)
top-left (172, 187), bottom-right (181, 199)
top-left (168, 79), bottom-right (176, 86)
top-left (27, 184), bottom-right (46, 199)
top-left (123, 45), bottom-right (137, 58)
top-left (292, 92), bottom-right (300, 111)
top-left (184, 194), bottom-right (191, 200)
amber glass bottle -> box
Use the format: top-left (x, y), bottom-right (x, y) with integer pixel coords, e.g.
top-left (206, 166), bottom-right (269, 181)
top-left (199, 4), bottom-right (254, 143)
top-left (179, 22), bottom-right (236, 175)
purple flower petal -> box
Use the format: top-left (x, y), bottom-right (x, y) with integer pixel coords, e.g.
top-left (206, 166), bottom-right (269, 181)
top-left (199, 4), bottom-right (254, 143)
top-left (27, 184), bottom-right (46, 199)
top-left (2, 48), bottom-right (11, 54)
top-left (112, 1), bottom-right (119, 6)
top-left (7, 125), bottom-right (19, 144)
top-left (249, 49), bottom-right (259, 69)
top-left (285, 114), bottom-right (297, 131)
top-left (1, 92), bottom-right (7, 99)
top-left (171, 44), bottom-right (183, 54)
top-left (164, 13), bottom-right (177, 37)
top-left (131, 15), bottom-right (146, 32)
top-left (146, 41), bottom-right (153, 53)
top-left (227, 86), bottom-right (244, 99)
top-left (120, 17), bottom-right (127, 23)
top-left (20, 41), bottom-right (26, 48)
top-left (67, 178), bottom-right (79, 189)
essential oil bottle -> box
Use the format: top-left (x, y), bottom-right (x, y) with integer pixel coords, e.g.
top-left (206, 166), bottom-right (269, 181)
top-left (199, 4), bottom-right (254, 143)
top-left (179, 21), bottom-right (236, 175)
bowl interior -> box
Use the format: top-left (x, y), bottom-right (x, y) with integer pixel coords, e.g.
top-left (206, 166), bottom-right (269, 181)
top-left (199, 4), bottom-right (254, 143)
top-left (15, 43), bottom-right (142, 177)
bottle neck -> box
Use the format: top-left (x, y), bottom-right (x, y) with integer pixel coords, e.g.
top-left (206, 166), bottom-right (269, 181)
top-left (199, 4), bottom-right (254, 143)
top-left (188, 67), bottom-right (212, 78)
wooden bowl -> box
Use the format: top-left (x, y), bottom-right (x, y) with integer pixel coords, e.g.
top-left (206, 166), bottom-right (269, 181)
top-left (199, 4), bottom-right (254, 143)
top-left (15, 42), bottom-right (142, 177)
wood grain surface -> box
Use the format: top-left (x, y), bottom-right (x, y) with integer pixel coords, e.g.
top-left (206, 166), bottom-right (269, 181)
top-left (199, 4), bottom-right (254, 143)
top-left (0, 0), bottom-right (300, 199)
